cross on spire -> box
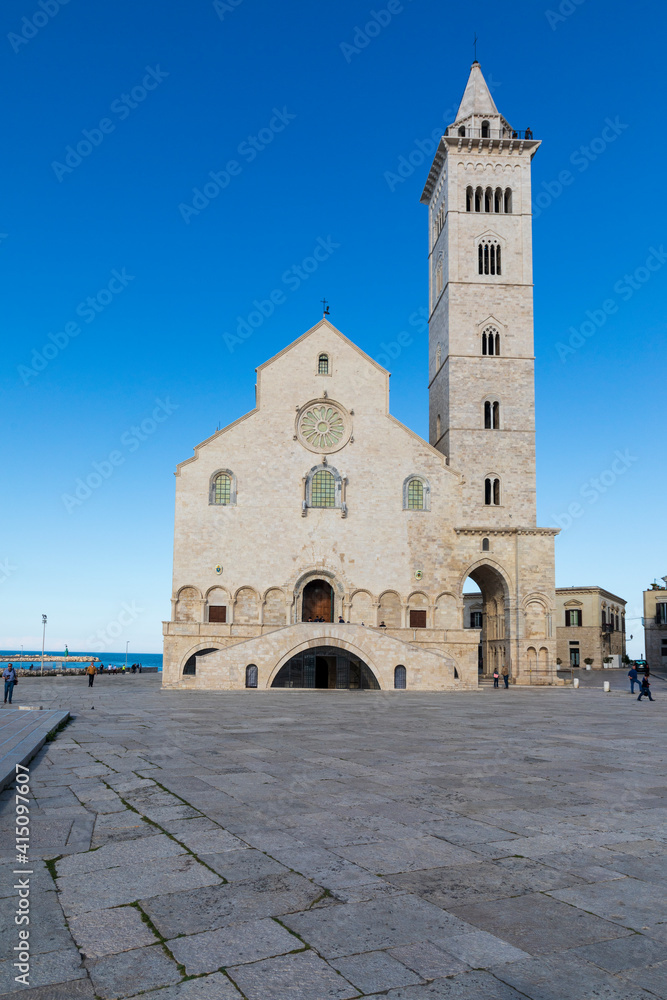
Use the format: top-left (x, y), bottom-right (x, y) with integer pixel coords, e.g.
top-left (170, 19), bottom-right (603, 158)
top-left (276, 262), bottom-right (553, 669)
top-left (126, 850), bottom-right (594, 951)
top-left (473, 32), bottom-right (478, 61)
top-left (321, 298), bottom-right (330, 317)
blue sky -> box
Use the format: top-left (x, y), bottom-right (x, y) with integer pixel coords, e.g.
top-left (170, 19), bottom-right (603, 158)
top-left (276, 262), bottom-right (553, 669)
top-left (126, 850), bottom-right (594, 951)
top-left (1, 0), bottom-right (664, 655)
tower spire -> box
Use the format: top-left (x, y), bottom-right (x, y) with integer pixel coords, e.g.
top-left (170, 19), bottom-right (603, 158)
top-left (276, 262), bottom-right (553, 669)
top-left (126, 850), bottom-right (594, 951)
top-left (455, 60), bottom-right (498, 121)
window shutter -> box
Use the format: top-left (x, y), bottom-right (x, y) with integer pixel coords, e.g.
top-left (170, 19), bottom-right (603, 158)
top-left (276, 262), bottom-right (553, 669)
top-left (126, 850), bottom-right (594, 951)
top-left (410, 610), bottom-right (427, 629)
top-left (208, 606), bottom-right (227, 623)
top-left (565, 610), bottom-right (571, 627)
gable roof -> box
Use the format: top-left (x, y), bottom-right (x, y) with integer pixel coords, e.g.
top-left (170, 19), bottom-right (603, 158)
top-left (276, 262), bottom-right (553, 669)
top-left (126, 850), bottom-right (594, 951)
top-left (255, 318), bottom-right (389, 376)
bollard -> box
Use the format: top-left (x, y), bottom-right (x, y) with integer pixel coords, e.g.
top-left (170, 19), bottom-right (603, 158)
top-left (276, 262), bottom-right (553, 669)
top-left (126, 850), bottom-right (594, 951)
top-left (573, 678), bottom-right (579, 688)
top-left (603, 681), bottom-right (610, 693)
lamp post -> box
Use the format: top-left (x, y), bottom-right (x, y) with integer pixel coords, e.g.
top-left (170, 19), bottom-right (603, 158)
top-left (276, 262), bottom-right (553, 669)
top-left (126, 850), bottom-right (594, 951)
top-left (125, 641), bottom-right (129, 672)
top-left (40, 615), bottom-right (47, 676)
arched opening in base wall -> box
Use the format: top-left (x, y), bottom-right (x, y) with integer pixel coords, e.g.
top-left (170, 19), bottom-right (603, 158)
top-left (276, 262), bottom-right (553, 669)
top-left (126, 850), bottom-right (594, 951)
top-left (463, 563), bottom-right (509, 679)
top-left (271, 645), bottom-right (380, 689)
top-left (183, 647), bottom-right (219, 676)
top-left (302, 580), bottom-right (334, 622)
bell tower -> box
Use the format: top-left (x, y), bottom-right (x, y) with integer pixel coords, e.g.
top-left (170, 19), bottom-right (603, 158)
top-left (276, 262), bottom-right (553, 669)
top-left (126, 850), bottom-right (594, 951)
top-left (421, 62), bottom-right (539, 526)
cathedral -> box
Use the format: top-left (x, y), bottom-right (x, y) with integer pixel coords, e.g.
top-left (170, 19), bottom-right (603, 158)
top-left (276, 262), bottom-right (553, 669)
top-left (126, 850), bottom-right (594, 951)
top-left (162, 62), bottom-right (558, 691)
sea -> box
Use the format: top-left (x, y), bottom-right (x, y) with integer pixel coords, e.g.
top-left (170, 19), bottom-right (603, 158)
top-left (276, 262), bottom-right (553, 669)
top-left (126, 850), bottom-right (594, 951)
top-left (0, 650), bottom-right (163, 671)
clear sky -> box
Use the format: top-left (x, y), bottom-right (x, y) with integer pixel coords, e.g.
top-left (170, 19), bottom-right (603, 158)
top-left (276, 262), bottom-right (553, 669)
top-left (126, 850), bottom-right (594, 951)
top-left (1, 0), bottom-right (665, 655)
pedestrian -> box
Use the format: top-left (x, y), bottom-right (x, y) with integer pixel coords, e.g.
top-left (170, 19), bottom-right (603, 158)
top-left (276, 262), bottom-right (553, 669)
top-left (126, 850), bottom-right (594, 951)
top-left (3, 664), bottom-right (17, 704)
top-left (493, 669), bottom-right (499, 688)
top-left (86, 662), bottom-right (96, 688)
top-left (139, 664), bottom-right (142, 674)
top-left (502, 667), bottom-right (509, 689)
top-left (338, 616), bottom-right (345, 623)
top-left (628, 664), bottom-right (639, 694)
top-left (637, 675), bottom-right (654, 702)
top-left (379, 621), bottom-right (387, 628)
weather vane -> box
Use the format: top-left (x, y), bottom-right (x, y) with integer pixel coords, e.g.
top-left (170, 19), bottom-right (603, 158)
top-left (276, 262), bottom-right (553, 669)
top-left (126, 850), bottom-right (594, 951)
top-left (321, 297), bottom-right (330, 317)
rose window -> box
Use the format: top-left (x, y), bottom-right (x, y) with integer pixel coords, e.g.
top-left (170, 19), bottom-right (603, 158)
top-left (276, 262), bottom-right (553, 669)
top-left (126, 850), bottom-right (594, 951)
top-left (300, 405), bottom-right (345, 449)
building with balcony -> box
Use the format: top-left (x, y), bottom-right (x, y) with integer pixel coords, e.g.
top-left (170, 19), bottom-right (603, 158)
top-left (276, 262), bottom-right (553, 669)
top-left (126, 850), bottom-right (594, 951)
top-left (555, 587), bottom-right (626, 670)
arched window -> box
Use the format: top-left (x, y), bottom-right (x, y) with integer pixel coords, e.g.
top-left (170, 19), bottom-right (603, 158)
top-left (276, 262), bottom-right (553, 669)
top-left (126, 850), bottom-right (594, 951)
top-left (466, 186), bottom-right (473, 212)
top-left (481, 120), bottom-right (490, 138)
top-left (245, 664), bottom-right (258, 688)
top-left (493, 401), bottom-right (499, 429)
top-left (311, 470), bottom-right (335, 507)
top-left (407, 479), bottom-right (424, 510)
top-left (494, 187), bottom-right (502, 213)
top-left (436, 414), bottom-right (441, 439)
top-left (403, 475), bottom-right (430, 511)
top-left (209, 470), bottom-right (237, 505)
top-left (485, 477), bottom-right (501, 506)
top-left (484, 401), bottom-right (492, 429)
top-left (394, 665), bottom-right (406, 689)
top-left (436, 344), bottom-right (441, 370)
top-left (484, 187), bottom-right (492, 213)
top-left (458, 125), bottom-right (466, 137)
top-left (504, 188), bottom-right (512, 213)
top-left (318, 354), bottom-right (329, 375)
top-left (482, 325), bottom-right (500, 356)
top-left (478, 240), bottom-right (501, 275)
top-left (435, 257), bottom-right (443, 296)
top-left (305, 465), bottom-right (342, 511)
top-left (475, 186), bottom-right (482, 212)
top-left (482, 537), bottom-right (490, 551)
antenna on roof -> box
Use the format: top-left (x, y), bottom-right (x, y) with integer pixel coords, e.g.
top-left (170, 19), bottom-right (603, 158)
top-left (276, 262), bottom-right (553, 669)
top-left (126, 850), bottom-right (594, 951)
top-left (321, 297), bottom-right (330, 317)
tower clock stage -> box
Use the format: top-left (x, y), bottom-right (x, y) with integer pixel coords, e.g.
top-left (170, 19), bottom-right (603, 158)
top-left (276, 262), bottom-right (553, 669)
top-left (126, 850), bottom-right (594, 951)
top-left (162, 62), bottom-right (557, 691)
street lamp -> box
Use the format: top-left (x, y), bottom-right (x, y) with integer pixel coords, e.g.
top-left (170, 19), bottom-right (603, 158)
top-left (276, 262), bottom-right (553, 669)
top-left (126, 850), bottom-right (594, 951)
top-left (125, 641), bottom-right (129, 672)
top-left (41, 615), bottom-right (47, 676)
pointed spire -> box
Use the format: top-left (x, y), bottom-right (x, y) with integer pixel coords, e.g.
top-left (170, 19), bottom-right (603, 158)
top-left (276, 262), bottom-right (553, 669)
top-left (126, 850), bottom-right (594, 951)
top-left (455, 61), bottom-right (498, 121)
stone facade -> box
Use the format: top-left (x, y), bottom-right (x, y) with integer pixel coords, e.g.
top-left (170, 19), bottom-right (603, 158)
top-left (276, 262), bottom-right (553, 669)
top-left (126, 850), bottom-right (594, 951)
top-left (643, 582), bottom-right (667, 671)
top-left (163, 61), bottom-right (558, 691)
top-left (555, 586), bottom-right (626, 670)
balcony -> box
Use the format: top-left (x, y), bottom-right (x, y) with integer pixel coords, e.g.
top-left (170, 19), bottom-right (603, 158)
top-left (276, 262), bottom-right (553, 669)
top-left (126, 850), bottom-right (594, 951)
top-left (445, 127), bottom-right (536, 141)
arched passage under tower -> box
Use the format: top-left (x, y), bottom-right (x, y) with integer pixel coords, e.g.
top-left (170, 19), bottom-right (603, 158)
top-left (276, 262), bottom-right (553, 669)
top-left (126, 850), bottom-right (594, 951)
top-left (463, 563), bottom-right (510, 679)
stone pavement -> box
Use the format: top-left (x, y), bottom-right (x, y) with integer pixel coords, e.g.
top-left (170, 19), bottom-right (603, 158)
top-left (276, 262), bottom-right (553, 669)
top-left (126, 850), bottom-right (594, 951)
top-left (0, 708), bottom-right (69, 792)
top-left (0, 675), bottom-right (665, 999)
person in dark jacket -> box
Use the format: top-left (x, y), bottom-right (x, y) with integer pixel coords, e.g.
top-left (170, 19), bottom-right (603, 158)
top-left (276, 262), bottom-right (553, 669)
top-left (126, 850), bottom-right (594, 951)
top-left (637, 675), bottom-right (654, 702)
top-left (628, 665), bottom-right (640, 694)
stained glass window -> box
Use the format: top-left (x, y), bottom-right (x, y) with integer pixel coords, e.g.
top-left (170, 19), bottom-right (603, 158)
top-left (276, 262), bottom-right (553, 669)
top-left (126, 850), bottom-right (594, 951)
top-left (311, 470), bottom-right (335, 507)
top-left (214, 473), bottom-right (231, 505)
top-left (407, 479), bottom-right (424, 510)
top-left (318, 354), bottom-right (329, 374)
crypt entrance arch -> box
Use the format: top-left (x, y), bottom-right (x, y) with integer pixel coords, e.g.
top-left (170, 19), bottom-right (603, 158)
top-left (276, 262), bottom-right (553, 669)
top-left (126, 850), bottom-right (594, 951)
top-left (462, 561), bottom-right (510, 679)
top-left (293, 569), bottom-right (345, 623)
top-left (271, 643), bottom-right (380, 690)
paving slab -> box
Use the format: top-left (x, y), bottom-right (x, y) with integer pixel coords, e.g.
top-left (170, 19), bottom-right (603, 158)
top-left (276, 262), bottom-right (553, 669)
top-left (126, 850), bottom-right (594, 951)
top-left (228, 949), bottom-right (360, 999)
top-left (86, 944), bottom-right (180, 999)
top-left (68, 904), bottom-right (159, 958)
top-left (331, 950), bottom-right (423, 993)
top-left (167, 917), bottom-right (302, 974)
top-left (449, 890), bottom-right (632, 954)
top-left (549, 877), bottom-right (667, 930)
top-left (363, 969), bottom-right (529, 998)
top-left (125, 973), bottom-right (242, 999)
top-left (388, 941), bottom-right (469, 980)
top-left (492, 953), bottom-right (659, 1000)
top-left (0, 980), bottom-right (96, 999)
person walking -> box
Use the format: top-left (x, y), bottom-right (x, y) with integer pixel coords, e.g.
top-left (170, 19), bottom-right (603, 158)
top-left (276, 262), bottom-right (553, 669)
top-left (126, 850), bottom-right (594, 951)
top-left (3, 664), bottom-right (17, 704)
top-left (502, 667), bottom-right (509, 689)
top-left (493, 669), bottom-right (499, 688)
top-left (637, 675), bottom-right (654, 702)
top-left (628, 664), bottom-right (640, 694)
top-left (86, 662), bottom-right (96, 688)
